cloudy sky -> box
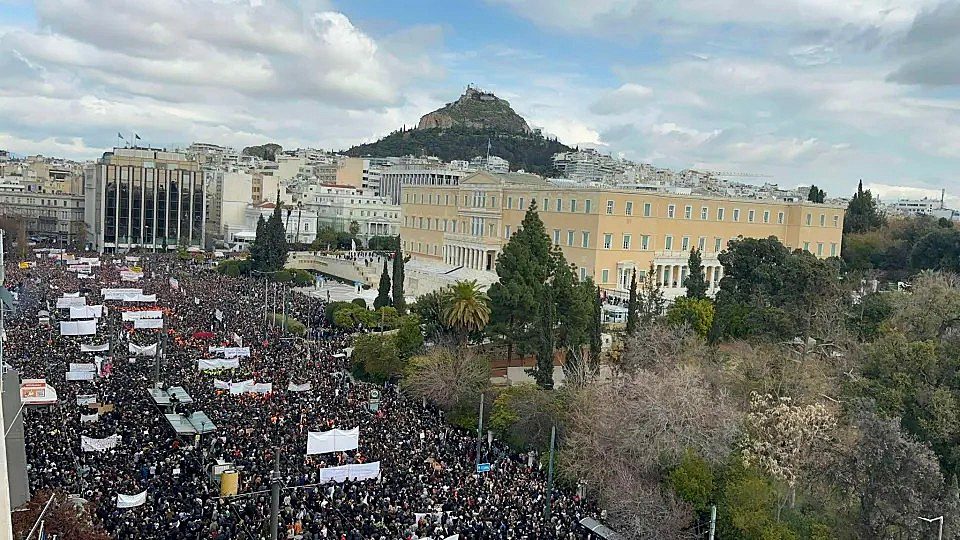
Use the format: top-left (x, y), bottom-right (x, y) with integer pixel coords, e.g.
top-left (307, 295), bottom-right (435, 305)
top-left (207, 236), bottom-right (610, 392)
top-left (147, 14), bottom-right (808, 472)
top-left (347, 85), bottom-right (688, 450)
top-left (1, 0), bottom-right (958, 202)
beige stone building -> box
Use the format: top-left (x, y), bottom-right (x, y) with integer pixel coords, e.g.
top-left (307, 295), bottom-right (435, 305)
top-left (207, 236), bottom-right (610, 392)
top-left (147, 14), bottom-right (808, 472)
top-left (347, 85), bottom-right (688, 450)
top-left (400, 171), bottom-right (845, 298)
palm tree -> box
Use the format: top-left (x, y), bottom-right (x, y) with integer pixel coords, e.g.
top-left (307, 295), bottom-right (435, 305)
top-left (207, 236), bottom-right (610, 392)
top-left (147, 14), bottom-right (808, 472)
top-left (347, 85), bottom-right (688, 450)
top-left (442, 280), bottom-right (491, 341)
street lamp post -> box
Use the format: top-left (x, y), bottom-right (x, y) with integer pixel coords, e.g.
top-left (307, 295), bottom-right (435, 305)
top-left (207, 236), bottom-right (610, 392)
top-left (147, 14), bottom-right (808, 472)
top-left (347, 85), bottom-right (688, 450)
top-left (920, 515), bottom-right (944, 540)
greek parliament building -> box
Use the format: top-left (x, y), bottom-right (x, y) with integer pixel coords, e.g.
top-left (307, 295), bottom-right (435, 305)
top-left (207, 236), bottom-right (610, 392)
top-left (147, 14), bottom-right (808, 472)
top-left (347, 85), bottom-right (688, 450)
top-left (85, 147), bottom-right (206, 252)
top-left (399, 171), bottom-right (845, 298)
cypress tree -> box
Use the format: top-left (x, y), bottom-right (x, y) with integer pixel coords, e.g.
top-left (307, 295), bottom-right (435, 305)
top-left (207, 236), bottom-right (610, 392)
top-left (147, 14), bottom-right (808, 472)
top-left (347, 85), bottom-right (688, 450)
top-left (392, 242), bottom-right (406, 313)
top-left (533, 286), bottom-right (555, 389)
top-left (251, 215), bottom-right (267, 271)
top-left (626, 269), bottom-right (639, 335)
top-left (683, 248), bottom-right (709, 299)
top-left (374, 259), bottom-right (392, 309)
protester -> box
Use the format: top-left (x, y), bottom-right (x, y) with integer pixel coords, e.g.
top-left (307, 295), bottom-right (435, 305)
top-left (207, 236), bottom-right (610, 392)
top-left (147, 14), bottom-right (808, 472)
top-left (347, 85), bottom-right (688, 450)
top-left (3, 252), bottom-right (595, 539)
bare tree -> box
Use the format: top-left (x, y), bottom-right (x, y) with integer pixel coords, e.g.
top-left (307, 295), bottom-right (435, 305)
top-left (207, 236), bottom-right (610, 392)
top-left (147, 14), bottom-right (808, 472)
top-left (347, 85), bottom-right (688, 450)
top-left (618, 321), bottom-right (709, 374)
top-left (563, 364), bottom-right (740, 538)
top-left (403, 347), bottom-right (490, 412)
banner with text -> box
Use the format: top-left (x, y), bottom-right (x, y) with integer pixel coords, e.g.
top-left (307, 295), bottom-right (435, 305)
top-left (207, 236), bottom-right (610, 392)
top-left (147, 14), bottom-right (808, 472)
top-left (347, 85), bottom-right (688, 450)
top-left (306, 427), bottom-right (360, 455)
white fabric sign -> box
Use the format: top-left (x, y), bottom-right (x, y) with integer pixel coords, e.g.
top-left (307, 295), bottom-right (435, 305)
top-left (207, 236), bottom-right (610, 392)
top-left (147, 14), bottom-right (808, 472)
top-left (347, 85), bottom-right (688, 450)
top-left (198, 358), bottom-right (240, 371)
top-left (208, 347), bottom-right (250, 359)
top-left (81, 434), bottom-right (119, 452)
top-left (306, 427), bottom-right (360, 455)
top-left (250, 382), bottom-right (273, 394)
top-left (128, 343), bottom-right (158, 357)
top-left (81, 413), bottom-right (99, 423)
top-left (134, 318), bottom-right (163, 329)
top-left (287, 382), bottom-right (312, 392)
top-left (315, 461), bottom-right (380, 483)
top-left (169, 277), bottom-right (179, 290)
top-left (77, 394), bottom-right (97, 405)
top-left (231, 332), bottom-right (243, 347)
top-left (213, 379), bottom-right (231, 390)
top-left (102, 288), bottom-right (142, 300)
top-left (57, 297), bottom-right (87, 309)
top-left (71, 305), bottom-right (103, 319)
top-left (69, 363), bottom-right (97, 372)
top-left (78, 273), bottom-right (94, 279)
top-left (215, 309), bottom-right (223, 322)
top-left (63, 292), bottom-right (81, 297)
top-left (120, 270), bottom-right (143, 282)
top-left (121, 294), bottom-right (156, 303)
top-left (122, 310), bottom-right (163, 321)
top-left (116, 490), bottom-right (147, 508)
top-left (229, 379), bottom-right (253, 394)
top-left (81, 343), bottom-right (109, 353)
top-left (65, 371), bottom-right (95, 381)
top-left (60, 320), bottom-right (97, 336)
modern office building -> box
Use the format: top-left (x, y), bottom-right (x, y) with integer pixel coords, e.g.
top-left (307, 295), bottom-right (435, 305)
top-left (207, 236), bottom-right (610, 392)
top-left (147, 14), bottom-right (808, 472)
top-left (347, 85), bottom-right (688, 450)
top-left (85, 147), bottom-right (206, 252)
top-left (400, 171), bottom-right (845, 298)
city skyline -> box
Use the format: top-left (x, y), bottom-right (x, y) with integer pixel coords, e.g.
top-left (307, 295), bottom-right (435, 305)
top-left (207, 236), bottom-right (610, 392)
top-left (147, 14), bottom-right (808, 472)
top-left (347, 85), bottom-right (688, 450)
top-left (0, 0), bottom-right (958, 205)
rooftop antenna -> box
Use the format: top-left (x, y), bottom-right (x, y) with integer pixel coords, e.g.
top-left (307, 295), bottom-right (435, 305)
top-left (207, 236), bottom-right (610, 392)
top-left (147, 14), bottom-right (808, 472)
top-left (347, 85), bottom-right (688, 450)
top-left (942, 189), bottom-right (945, 209)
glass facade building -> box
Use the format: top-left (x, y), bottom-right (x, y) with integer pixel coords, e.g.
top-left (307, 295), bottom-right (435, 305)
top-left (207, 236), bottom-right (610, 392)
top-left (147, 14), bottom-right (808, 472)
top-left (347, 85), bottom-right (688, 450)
top-left (92, 148), bottom-right (205, 251)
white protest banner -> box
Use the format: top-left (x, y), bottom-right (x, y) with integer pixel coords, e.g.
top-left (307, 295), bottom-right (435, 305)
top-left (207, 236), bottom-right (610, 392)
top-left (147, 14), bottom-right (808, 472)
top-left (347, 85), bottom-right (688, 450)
top-left (60, 320), bottom-right (97, 336)
top-left (124, 256), bottom-right (140, 263)
top-left (250, 382), bottom-right (273, 394)
top-left (120, 270), bottom-right (143, 282)
top-left (80, 343), bottom-right (109, 353)
top-left (76, 394), bottom-right (97, 406)
top-left (65, 371), bottom-right (95, 381)
top-left (80, 257), bottom-right (100, 266)
top-left (134, 318), bottom-right (163, 329)
top-left (70, 305), bottom-right (103, 319)
top-left (315, 461), bottom-right (380, 483)
top-left (231, 332), bottom-right (243, 347)
top-left (122, 294), bottom-right (156, 303)
top-left (102, 288), bottom-right (142, 300)
top-left (81, 434), bottom-right (119, 452)
top-left (116, 490), bottom-right (147, 509)
top-left (169, 277), bottom-right (179, 290)
top-left (306, 427), bottom-right (360, 455)
top-left (208, 347), bottom-right (250, 359)
top-left (122, 310), bottom-right (162, 321)
top-left (229, 379), bottom-right (253, 394)
top-left (287, 382), bottom-right (312, 392)
top-left (78, 273), bottom-right (94, 279)
top-left (198, 358), bottom-right (240, 371)
top-left (63, 292), bottom-right (81, 297)
top-left (69, 363), bottom-right (97, 373)
top-left (215, 309), bottom-right (223, 322)
top-left (80, 413), bottom-right (99, 423)
top-left (56, 297), bottom-right (86, 309)
top-left (213, 379), bottom-right (231, 390)
top-left (128, 343), bottom-right (158, 357)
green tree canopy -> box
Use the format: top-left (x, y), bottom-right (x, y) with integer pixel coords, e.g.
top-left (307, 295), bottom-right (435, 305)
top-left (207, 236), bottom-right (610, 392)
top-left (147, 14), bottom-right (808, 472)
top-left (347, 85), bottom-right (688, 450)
top-left (683, 248), bottom-right (709, 299)
top-left (807, 185), bottom-right (826, 203)
top-left (844, 180), bottom-right (885, 234)
top-left (374, 259), bottom-right (392, 309)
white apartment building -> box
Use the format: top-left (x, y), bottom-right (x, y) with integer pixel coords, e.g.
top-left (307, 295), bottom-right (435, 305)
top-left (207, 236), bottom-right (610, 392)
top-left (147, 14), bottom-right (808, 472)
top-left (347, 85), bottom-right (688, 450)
top-left (552, 149), bottom-right (623, 183)
top-left (889, 198), bottom-right (942, 216)
top-left (377, 166), bottom-right (474, 205)
top-left (300, 184), bottom-right (400, 240)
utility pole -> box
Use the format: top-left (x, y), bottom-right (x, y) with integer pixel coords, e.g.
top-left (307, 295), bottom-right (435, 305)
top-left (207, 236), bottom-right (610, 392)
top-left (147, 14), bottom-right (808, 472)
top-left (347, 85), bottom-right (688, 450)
top-left (544, 425), bottom-right (556, 521)
top-left (709, 504), bottom-right (717, 540)
top-left (0, 230), bottom-right (13, 540)
top-left (269, 450), bottom-right (280, 540)
top-left (475, 393), bottom-right (484, 471)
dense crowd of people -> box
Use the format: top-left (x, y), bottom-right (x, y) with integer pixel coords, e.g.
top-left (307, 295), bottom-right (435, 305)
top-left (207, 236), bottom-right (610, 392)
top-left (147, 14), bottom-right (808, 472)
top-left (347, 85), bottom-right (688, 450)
top-left (2, 251), bottom-right (596, 539)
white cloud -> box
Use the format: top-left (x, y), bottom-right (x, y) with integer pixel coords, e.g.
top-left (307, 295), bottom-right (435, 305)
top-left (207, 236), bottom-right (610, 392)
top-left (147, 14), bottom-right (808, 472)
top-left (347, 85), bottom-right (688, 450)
top-left (0, 0), bottom-right (444, 157)
top-left (589, 83), bottom-right (653, 115)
